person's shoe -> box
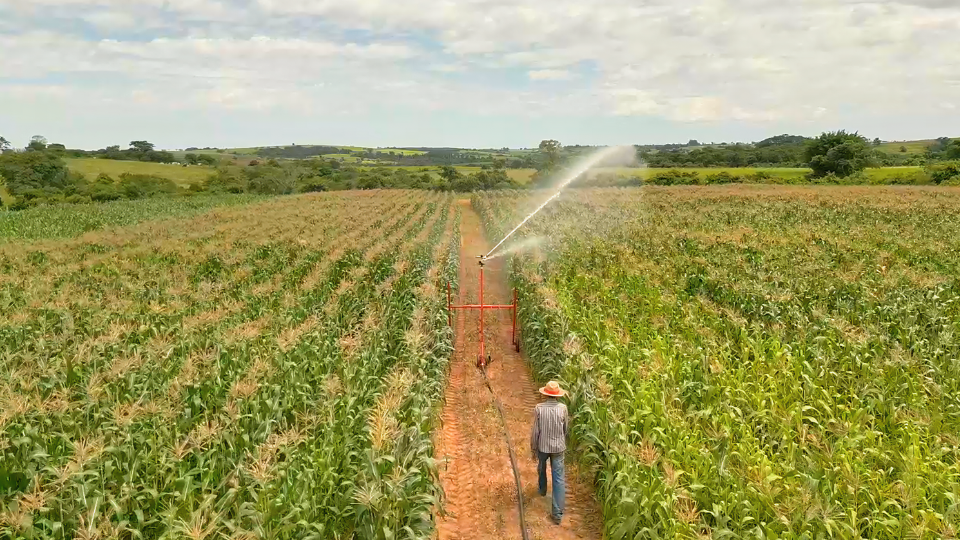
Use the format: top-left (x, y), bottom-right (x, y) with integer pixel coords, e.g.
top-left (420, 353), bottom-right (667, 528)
top-left (551, 515), bottom-right (562, 525)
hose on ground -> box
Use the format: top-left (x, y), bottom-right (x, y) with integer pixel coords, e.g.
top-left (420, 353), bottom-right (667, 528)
top-left (480, 365), bottom-right (531, 540)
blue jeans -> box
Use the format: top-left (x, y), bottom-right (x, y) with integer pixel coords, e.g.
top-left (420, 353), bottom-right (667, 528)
top-left (537, 451), bottom-right (565, 519)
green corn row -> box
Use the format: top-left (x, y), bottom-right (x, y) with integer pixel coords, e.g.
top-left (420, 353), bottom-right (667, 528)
top-left (474, 187), bottom-right (960, 540)
top-left (0, 192), bottom-right (458, 539)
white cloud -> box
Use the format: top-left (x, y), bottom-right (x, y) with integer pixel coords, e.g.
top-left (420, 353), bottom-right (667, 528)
top-left (529, 69), bottom-right (574, 81)
top-left (0, 32), bottom-right (418, 82)
top-left (80, 10), bottom-right (139, 29)
top-left (2, 0), bottom-right (960, 145)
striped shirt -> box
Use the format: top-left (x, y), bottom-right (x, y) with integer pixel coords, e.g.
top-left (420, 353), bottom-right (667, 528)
top-left (530, 399), bottom-right (569, 454)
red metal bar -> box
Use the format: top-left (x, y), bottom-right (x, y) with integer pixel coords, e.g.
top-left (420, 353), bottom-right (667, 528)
top-left (479, 266), bottom-right (485, 362)
top-left (449, 305), bottom-right (515, 309)
top-left (448, 265), bottom-right (519, 368)
top-left (512, 288), bottom-right (517, 348)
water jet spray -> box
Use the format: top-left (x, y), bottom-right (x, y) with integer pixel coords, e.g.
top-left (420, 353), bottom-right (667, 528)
top-left (484, 145), bottom-right (635, 260)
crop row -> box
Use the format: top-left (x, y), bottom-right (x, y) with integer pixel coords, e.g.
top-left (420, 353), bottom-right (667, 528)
top-left (475, 186), bottom-right (960, 539)
top-left (1, 191), bottom-right (458, 539)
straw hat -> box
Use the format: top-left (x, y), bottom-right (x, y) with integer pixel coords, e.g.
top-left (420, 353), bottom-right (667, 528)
top-left (539, 381), bottom-right (566, 397)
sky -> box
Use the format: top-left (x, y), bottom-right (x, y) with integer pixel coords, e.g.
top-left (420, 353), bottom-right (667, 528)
top-left (1, 0), bottom-right (958, 150)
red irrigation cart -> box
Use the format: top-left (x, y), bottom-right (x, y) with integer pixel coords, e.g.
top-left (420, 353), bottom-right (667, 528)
top-left (448, 257), bottom-right (520, 368)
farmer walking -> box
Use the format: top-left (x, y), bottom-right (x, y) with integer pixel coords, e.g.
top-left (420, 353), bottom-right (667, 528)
top-left (530, 380), bottom-right (569, 525)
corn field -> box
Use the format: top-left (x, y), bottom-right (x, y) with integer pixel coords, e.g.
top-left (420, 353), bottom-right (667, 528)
top-left (0, 191), bottom-right (460, 539)
top-left (475, 185), bottom-right (960, 539)
top-left (0, 195), bottom-right (261, 241)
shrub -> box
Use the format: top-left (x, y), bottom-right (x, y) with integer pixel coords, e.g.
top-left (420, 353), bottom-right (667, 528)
top-left (647, 169), bottom-right (700, 185)
top-left (805, 131), bottom-right (871, 178)
top-left (926, 161), bottom-right (960, 185)
top-left (744, 171), bottom-right (773, 183)
top-left (205, 169), bottom-right (247, 194)
top-left (703, 171), bottom-right (742, 184)
top-left (297, 177), bottom-right (328, 193)
top-left (118, 173), bottom-right (178, 199)
top-left (64, 194), bottom-right (92, 204)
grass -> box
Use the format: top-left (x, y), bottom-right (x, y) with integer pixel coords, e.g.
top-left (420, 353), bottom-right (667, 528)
top-left (0, 184), bottom-right (12, 207)
top-left (333, 146), bottom-right (426, 155)
top-left (376, 148), bottom-right (428, 156)
top-left (477, 185), bottom-right (960, 539)
top-left (322, 154), bottom-right (363, 162)
top-left (878, 140), bottom-right (938, 154)
top-left (0, 195), bottom-right (261, 241)
top-left (66, 158), bottom-right (216, 186)
top-left (362, 166), bottom-right (535, 183)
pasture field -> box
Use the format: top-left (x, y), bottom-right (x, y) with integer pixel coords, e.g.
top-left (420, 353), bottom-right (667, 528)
top-left (377, 148), bottom-right (428, 156)
top-left (0, 191), bottom-right (459, 538)
top-left (322, 153), bottom-right (362, 161)
top-left (66, 158), bottom-right (215, 186)
top-left (262, 146), bottom-right (427, 156)
top-left (476, 186), bottom-right (960, 539)
top-left (367, 166), bottom-right (534, 183)
top-left (878, 140), bottom-right (938, 154)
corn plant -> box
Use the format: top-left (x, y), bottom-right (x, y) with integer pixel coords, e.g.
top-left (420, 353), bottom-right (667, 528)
top-left (0, 191), bottom-right (458, 540)
top-left (476, 186), bottom-right (960, 540)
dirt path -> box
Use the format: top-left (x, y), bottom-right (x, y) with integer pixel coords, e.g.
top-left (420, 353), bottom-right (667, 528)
top-left (436, 200), bottom-right (603, 540)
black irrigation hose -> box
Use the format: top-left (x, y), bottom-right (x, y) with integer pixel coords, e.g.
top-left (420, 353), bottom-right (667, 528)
top-left (479, 365), bottom-right (531, 540)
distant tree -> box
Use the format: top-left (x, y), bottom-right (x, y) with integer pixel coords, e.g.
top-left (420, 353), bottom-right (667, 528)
top-left (537, 139), bottom-right (563, 174)
top-left (947, 140), bottom-right (960, 160)
top-left (687, 139), bottom-right (701, 147)
top-left (0, 150), bottom-right (85, 208)
top-left (935, 137), bottom-right (952, 150)
top-left (900, 146), bottom-right (907, 153)
top-left (873, 138), bottom-right (882, 146)
top-left (129, 141), bottom-right (155, 153)
top-left (926, 161), bottom-right (960, 185)
top-left (47, 143), bottom-right (66, 154)
top-left (197, 155), bottom-right (218, 166)
top-left (804, 131), bottom-right (871, 178)
top-left (438, 165), bottom-right (462, 184)
top-left (27, 135), bottom-right (48, 152)
top-left (183, 153), bottom-right (199, 165)
top-left (756, 134), bottom-right (808, 148)
top-left (0, 136), bottom-right (10, 152)
top-left (141, 150), bottom-right (175, 163)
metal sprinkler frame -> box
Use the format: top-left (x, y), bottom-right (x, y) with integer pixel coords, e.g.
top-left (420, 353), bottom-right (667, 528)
top-left (447, 256), bottom-right (520, 368)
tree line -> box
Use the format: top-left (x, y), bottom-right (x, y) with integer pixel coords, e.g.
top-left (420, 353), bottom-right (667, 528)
top-left (638, 133), bottom-right (959, 169)
top-left (535, 132), bottom-right (960, 185)
top-left (0, 147), bottom-right (522, 209)
top-left (3, 131), bottom-right (959, 210)
top-left (255, 144), bottom-right (537, 168)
